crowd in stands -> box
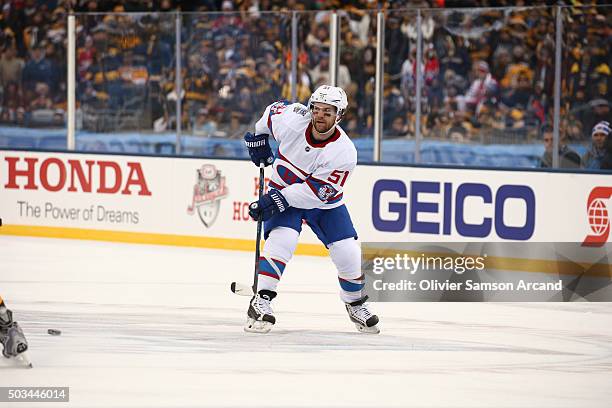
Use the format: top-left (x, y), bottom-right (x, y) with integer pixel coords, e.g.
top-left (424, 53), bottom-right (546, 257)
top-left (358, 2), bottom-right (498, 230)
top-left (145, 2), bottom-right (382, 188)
top-left (0, 0), bottom-right (67, 127)
top-left (0, 0), bottom-right (610, 168)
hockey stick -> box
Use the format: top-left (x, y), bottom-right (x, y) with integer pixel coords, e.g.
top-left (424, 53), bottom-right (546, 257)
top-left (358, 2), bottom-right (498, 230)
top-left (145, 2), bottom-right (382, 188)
top-left (230, 281), bottom-right (254, 296)
top-left (230, 162), bottom-right (264, 297)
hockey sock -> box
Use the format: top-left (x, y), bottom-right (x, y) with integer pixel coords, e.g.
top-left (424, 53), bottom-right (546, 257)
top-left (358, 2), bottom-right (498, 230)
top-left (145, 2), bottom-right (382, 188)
top-left (338, 274), bottom-right (365, 303)
top-left (256, 227), bottom-right (298, 292)
top-left (329, 238), bottom-right (364, 303)
top-left (257, 256), bottom-right (286, 292)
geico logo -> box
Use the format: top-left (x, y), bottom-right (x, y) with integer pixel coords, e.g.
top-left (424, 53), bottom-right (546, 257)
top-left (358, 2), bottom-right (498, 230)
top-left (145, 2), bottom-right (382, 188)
top-left (3, 156), bottom-right (152, 196)
top-left (372, 179), bottom-right (535, 240)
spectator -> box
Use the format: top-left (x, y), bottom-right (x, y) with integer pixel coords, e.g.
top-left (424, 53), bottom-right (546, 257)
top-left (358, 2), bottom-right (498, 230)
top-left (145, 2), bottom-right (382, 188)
top-left (119, 51), bottom-right (148, 85)
top-left (507, 14), bottom-right (529, 47)
top-left (340, 32), bottom-right (363, 82)
top-left (343, 111), bottom-right (360, 136)
top-left (502, 72), bottom-right (532, 109)
top-left (192, 107), bottom-right (219, 137)
top-left (534, 41), bottom-right (555, 98)
top-left (565, 119), bottom-right (583, 142)
top-left (526, 81), bottom-right (546, 126)
top-left (224, 110), bottom-right (250, 139)
top-left (29, 82), bottom-right (52, 110)
top-left (505, 108), bottom-right (526, 130)
top-left (46, 8), bottom-right (67, 47)
top-left (0, 44), bottom-right (24, 88)
top-left (423, 44), bottom-right (440, 86)
top-left (439, 35), bottom-right (470, 79)
top-left (307, 49), bottom-right (354, 94)
top-left (305, 23), bottom-right (330, 49)
top-left (197, 37), bottom-right (219, 78)
top-left (233, 87), bottom-right (255, 124)
top-left (22, 44), bottom-right (56, 96)
top-left (0, 81), bottom-right (25, 125)
top-left (456, 60), bottom-right (498, 114)
top-left (385, 16), bottom-right (409, 75)
top-left (442, 69), bottom-right (467, 101)
top-left (490, 29), bottom-right (515, 77)
top-left (538, 124), bottom-right (581, 169)
top-left (475, 102), bottom-right (495, 131)
top-left (400, 43), bottom-right (440, 103)
top-left (254, 60), bottom-right (281, 102)
top-left (383, 75), bottom-right (406, 127)
top-left (430, 110), bottom-right (451, 139)
top-left (400, 11), bottom-right (434, 43)
top-left (582, 98), bottom-right (611, 137)
top-left (23, 11), bottom-right (47, 50)
top-left (309, 52), bottom-right (330, 88)
top-left (43, 41), bottom-right (66, 100)
top-left (582, 121), bottom-right (610, 169)
top-left (345, 5), bottom-right (373, 47)
top-left (500, 45), bottom-right (533, 90)
top-left (601, 131), bottom-right (612, 171)
top-left (387, 116), bottom-right (407, 138)
top-left (446, 110), bottom-right (473, 142)
top-left (77, 35), bottom-right (96, 80)
top-left (0, 4), bottom-right (26, 56)
top-left (400, 48), bottom-right (419, 99)
top-left (337, 63), bottom-right (353, 95)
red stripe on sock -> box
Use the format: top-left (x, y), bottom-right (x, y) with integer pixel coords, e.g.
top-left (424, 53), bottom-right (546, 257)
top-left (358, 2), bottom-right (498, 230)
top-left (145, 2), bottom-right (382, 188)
top-left (259, 271), bottom-right (280, 280)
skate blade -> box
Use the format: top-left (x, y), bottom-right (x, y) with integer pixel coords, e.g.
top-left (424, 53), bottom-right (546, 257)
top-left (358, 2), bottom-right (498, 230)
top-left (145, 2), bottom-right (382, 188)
top-left (355, 323), bottom-right (380, 334)
top-left (17, 352), bottom-right (33, 368)
top-left (244, 318), bottom-right (273, 334)
top-left (4, 352), bottom-right (33, 368)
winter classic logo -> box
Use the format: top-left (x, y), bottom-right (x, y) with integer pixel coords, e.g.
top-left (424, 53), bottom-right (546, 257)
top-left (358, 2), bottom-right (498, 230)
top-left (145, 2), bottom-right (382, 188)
top-left (187, 164), bottom-right (229, 228)
top-left (582, 186), bottom-right (612, 247)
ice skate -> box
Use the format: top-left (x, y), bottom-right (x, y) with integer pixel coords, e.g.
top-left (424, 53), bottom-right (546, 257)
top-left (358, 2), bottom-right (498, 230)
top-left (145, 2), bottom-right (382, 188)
top-left (244, 290), bottom-right (276, 334)
top-left (345, 296), bottom-right (380, 334)
top-left (0, 308), bottom-right (32, 368)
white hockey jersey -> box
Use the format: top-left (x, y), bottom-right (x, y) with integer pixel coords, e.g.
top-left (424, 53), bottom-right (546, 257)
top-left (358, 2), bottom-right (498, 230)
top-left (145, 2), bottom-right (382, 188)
top-left (254, 101), bottom-right (357, 210)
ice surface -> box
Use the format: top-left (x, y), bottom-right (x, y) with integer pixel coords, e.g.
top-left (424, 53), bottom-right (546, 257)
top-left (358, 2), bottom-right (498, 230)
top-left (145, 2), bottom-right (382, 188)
top-left (1, 236), bottom-right (611, 407)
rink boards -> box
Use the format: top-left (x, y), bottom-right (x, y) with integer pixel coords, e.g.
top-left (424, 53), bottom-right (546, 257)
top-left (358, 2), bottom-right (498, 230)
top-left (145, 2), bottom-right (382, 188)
top-left (0, 149), bottom-right (610, 254)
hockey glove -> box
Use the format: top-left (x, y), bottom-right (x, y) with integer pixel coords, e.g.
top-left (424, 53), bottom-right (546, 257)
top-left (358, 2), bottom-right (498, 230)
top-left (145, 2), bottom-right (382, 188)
top-left (249, 189), bottom-right (289, 221)
top-left (244, 132), bottom-right (274, 167)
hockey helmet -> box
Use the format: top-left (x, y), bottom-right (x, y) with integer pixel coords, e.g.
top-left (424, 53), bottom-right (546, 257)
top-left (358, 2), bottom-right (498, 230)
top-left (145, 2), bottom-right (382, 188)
top-left (308, 85), bottom-right (348, 124)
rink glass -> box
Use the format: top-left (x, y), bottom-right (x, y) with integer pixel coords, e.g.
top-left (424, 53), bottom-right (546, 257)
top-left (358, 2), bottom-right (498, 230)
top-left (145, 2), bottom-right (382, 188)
top-left (0, 6), bottom-right (609, 170)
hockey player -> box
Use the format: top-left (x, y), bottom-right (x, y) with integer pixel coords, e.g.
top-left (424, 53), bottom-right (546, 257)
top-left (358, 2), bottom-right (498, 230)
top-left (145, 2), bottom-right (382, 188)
top-left (0, 295), bottom-right (30, 363)
top-left (243, 85), bottom-right (379, 334)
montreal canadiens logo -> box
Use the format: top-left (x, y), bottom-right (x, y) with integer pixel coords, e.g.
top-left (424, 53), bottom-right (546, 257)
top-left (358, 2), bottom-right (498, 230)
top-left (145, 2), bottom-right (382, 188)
top-left (187, 164), bottom-right (229, 228)
top-left (582, 186), bottom-right (612, 247)
top-left (317, 184), bottom-right (337, 201)
top-left (270, 101), bottom-right (288, 115)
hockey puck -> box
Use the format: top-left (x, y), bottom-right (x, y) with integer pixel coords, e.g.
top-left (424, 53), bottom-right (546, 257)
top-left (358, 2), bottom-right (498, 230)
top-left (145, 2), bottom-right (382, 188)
top-left (47, 329), bottom-right (61, 336)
